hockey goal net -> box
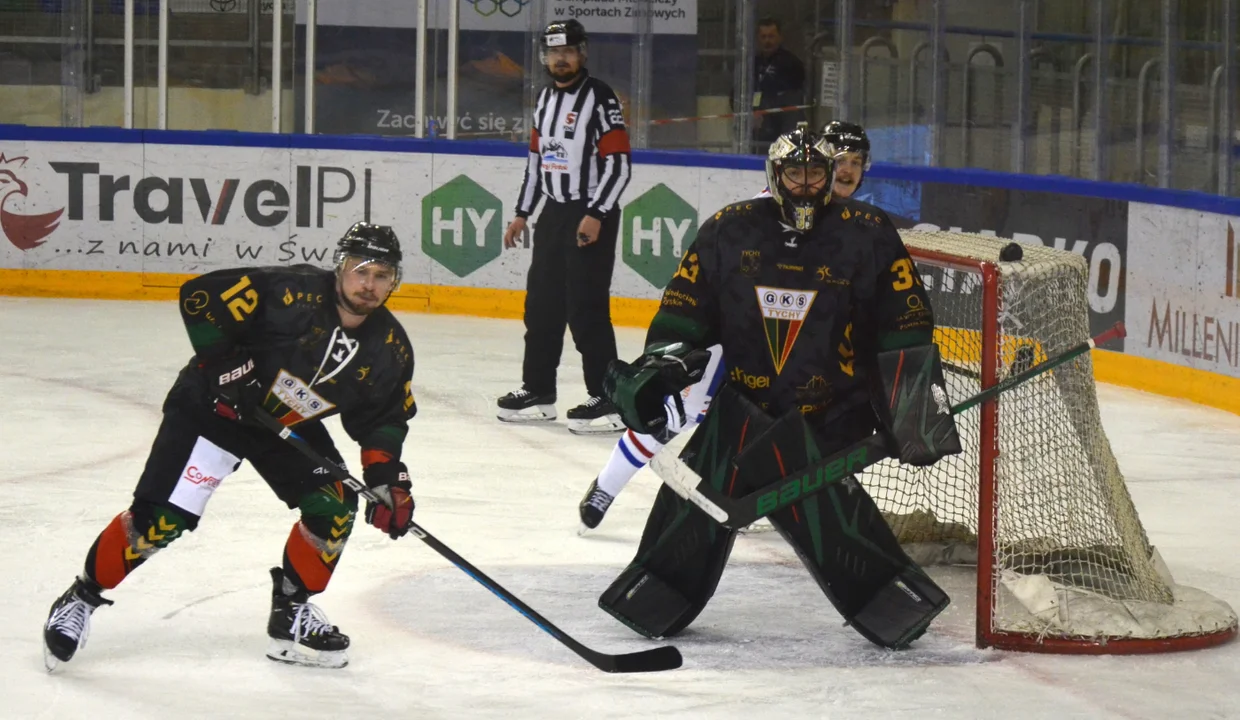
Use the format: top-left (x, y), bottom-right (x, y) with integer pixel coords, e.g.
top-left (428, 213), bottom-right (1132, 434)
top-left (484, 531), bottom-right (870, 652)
top-left (862, 229), bottom-right (1237, 653)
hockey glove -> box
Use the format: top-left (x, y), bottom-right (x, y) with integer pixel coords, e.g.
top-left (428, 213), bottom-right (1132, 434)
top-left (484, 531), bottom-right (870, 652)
top-left (200, 353), bottom-right (264, 422)
top-left (363, 461), bottom-right (415, 539)
top-left (604, 343), bottom-right (711, 437)
top-left (872, 344), bottom-right (963, 467)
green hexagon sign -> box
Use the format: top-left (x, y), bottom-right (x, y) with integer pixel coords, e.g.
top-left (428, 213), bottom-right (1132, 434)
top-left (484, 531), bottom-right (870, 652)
top-left (622, 183), bottom-right (698, 288)
top-left (422, 175), bottom-right (503, 278)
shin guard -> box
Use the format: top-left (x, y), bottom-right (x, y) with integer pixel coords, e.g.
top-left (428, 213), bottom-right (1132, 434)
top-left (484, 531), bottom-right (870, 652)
top-left (84, 503), bottom-right (191, 590)
top-left (283, 483), bottom-right (357, 594)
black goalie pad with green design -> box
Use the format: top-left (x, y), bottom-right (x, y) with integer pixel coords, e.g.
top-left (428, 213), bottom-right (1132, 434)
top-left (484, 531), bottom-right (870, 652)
top-left (606, 383), bottom-right (950, 648)
top-left (598, 381), bottom-right (765, 638)
top-left (873, 343), bottom-right (963, 467)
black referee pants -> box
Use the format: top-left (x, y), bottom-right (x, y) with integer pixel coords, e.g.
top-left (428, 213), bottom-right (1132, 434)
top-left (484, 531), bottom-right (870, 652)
top-left (522, 199), bottom-right (620, 399)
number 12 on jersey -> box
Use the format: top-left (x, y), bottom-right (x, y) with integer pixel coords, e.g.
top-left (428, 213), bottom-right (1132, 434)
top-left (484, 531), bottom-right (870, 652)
top-left (221, 275), bottom-right (260, 322)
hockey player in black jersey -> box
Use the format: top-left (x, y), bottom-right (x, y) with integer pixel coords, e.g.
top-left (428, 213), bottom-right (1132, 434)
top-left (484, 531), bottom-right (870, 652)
top-left (42, 223), bottom-right (418, 670)
top-left (598, 124), bottom-right (962, 649)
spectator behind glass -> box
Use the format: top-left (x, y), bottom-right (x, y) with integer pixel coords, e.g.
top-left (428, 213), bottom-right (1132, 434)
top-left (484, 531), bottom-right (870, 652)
top-left (751, 17), bottom-right (806, 154)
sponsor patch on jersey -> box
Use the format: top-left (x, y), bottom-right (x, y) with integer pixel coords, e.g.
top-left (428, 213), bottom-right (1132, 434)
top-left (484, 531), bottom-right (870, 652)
top-left (168, 437), bottom-right (240, 517)
top-left (563, 111), bottom-right (578, 131)
top-left (542, 139), bottom-right (570, 172)
top-left (755, 286), bottom-right (818, 374)
top-left (270, 369), bottom-right (337, 424)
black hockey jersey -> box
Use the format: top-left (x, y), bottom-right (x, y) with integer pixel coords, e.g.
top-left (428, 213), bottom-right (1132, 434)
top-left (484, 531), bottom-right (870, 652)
top-left (174, 264), bottom-right (416, 464)
top-left (648, 197), bottom-right (934, 434)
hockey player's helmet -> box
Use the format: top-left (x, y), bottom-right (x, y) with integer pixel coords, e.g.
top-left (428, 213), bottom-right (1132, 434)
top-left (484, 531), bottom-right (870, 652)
top-left (766, 122), bottom-right (835, 232)
top-left (822, 120), bottom-right (871, 169)
top-left (334, 222), bottom-right (403, 289)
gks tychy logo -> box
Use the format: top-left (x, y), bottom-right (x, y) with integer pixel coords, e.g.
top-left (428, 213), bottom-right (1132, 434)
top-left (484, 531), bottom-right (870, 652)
top-left (755, 286), bottom-right (817, 374)
top-left (0, 154), bottom-right (64, 250)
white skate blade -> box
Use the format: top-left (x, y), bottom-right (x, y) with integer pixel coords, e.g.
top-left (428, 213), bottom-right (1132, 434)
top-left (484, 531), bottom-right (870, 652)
top-left (497, 405), bottom-right (556, 423)
top-left (266, 638), bottom-right (349, 669)
top-left (567, 414), bottom-right (625, 435)
top-left (42, 641), bottom-right (60, 673)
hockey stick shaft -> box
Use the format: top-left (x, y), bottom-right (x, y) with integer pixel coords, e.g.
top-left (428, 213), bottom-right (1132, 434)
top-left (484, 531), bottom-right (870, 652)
top-left (253, 411), bottom-right (682, 674)
top-left (654, 322), bottom-right (1126, 529)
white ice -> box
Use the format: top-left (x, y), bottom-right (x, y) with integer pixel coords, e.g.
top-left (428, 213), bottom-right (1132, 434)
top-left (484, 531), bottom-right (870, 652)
top-left (2, 296), bottom-right (1240, 720)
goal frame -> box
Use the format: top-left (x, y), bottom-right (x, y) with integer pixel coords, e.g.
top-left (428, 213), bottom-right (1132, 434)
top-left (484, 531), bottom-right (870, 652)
top-left (908, 245), bottom-right (1238, 654)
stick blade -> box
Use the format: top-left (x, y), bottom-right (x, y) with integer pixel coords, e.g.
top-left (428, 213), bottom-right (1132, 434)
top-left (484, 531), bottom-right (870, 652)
top-left (589, 644), bottom-right (683, 674)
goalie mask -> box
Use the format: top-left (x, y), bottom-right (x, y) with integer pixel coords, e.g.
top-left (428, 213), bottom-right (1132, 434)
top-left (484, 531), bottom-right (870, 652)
top-left (334, 222), bottom-right (403, 314)
top-left (540, 20), bottom-right (588, 83)
top-left (765, 123), bottom-right (835, 232)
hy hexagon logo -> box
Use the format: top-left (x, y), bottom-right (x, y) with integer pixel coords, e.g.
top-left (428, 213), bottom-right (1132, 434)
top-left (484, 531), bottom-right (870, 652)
top-left (622, 183), bottom-right (698, 288)
top-left (422, 175), bottom-right (502, 278)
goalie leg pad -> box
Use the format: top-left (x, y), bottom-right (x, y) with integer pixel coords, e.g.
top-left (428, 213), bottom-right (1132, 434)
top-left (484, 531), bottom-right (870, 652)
top-left (722, 400), bottom-right (951, 650)
top-left (849, 567), bottom-right (950, 649)
top-left (769, 478), bottom-right (951, 649)
top-left (599, 484), bottom-right (737, 638)
top-left (598, 563), bottom-right (696, 639)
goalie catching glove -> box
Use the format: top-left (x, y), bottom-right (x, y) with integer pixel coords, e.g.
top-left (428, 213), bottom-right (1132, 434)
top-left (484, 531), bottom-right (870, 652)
top-left (872, 343), bottom-right (963, 467)
top-left (603, 342), bottom-right (713, 437)
top-left (363, 461), bottom-right (415, 539)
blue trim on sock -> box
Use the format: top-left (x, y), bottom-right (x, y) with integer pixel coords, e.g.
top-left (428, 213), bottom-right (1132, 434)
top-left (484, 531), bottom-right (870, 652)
top-left (618, 439), bottom-right (647, 469)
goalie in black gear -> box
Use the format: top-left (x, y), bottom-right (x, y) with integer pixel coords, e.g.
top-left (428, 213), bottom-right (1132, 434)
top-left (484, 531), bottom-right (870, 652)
top-left (599, 124), bottom-right (962, 649)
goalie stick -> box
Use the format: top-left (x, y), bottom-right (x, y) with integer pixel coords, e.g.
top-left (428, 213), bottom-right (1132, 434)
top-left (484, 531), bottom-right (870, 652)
top-left (652, 322), bottom-right (1127, 530)
top-left (253, 411), bottom-right (683, 674)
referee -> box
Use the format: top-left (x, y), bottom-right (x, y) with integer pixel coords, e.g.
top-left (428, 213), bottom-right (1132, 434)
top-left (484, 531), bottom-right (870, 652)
top-left (497, 19), bottom-right (632, 436)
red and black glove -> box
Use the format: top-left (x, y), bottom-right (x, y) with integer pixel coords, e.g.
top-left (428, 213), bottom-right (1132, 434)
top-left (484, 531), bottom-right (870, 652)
top-left (200, 353), bottom-right (264, 422)
top-left (364, 461), bottom-right (414, 539)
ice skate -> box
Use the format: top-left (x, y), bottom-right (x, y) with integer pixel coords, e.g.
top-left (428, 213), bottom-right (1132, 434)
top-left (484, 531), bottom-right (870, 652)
top-left (266, 567), bottom-right (350, 669)
top-left (43, 577), bottom-right (112, 672)
top-left (497, 387), bottom-right (557, 423)
top-left (566, 396), bottom-right (624, 435)
top-left (578, 477), bottom-right (615, 534)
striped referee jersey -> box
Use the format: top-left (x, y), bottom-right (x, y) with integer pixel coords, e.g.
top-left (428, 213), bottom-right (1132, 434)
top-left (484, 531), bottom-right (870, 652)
top-left (515, 71), bottom-right (632, 220)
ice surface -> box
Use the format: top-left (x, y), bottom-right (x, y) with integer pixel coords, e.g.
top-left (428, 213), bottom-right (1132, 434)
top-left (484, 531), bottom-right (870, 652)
top-left (3, 297), bottom-right (1240, 720)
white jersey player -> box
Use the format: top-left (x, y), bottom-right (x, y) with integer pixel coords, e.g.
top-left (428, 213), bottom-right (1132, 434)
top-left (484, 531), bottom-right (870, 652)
top-left (578, 121), bottom-right (873, 531)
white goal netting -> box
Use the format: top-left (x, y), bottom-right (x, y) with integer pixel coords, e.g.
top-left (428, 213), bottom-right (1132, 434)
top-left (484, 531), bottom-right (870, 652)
top-left (861, 229), bottom-right (1236, 650)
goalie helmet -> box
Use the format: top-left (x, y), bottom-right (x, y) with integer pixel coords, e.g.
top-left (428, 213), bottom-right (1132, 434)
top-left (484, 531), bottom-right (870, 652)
top-left (334, 222), bottom-right (403, 288)
top-left (765, 122), bottom-right (836, 232)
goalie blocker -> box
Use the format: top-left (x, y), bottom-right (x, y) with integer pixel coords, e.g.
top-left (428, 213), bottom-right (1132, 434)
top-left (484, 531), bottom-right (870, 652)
top-left (599, 380), bottom-right (951, 650)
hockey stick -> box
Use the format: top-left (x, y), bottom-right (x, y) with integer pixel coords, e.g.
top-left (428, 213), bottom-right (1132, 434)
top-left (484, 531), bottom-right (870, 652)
top-left (253, 411), bottom-right (683, 674)
top-left (652, 322), bottom-right (1127, 530)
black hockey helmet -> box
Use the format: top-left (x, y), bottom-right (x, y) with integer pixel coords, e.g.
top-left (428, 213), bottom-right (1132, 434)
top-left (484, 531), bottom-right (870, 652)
top-left (540, 20), bottom-right (588, 68)
top-left (822, 120), bottom-right (870, 194)
top-left (334, 222), bottom-right (403, 288)
top-left (765, 122), bottom-right (835, 232)
top-left (822, 120), bottom-right (871, 168)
